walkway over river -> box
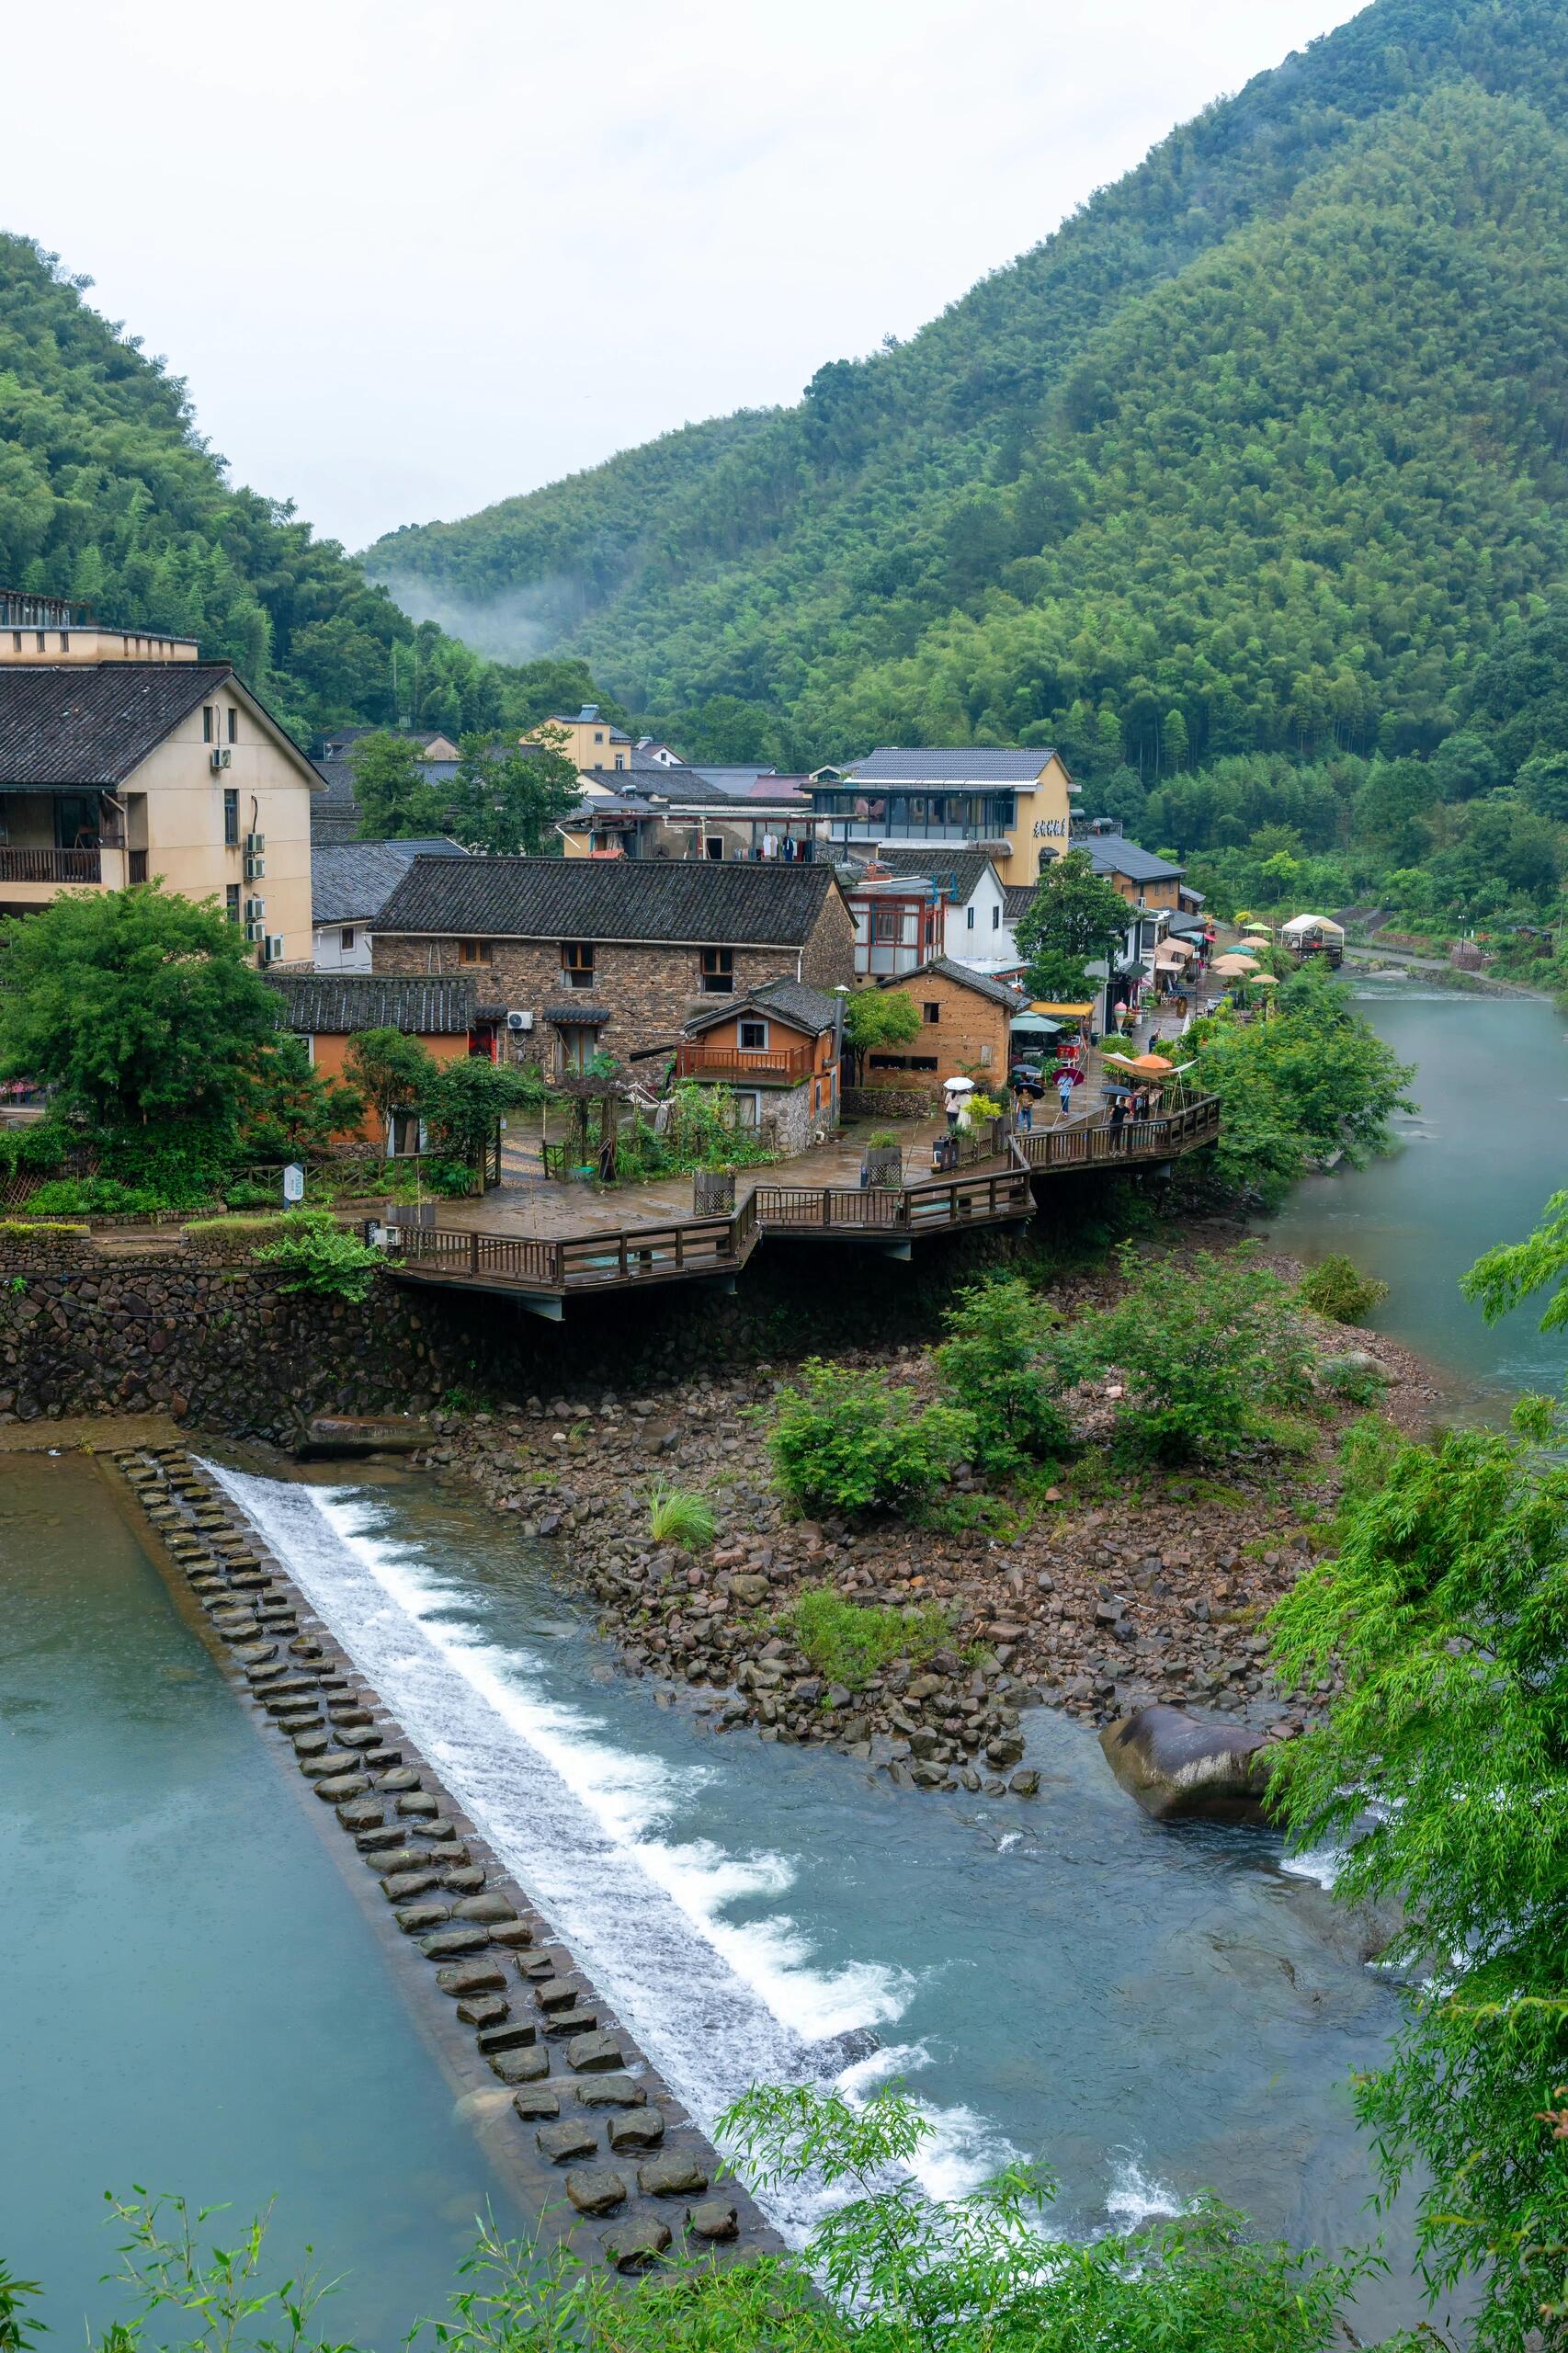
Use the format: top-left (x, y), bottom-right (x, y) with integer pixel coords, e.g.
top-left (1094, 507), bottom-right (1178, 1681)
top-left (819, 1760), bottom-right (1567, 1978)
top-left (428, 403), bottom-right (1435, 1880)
top-left (387, 1097), bottom-right (1221, 1315)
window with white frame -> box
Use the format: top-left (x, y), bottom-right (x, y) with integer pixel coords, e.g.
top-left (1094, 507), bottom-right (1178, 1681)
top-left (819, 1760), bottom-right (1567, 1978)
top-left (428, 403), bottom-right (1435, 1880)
top-left (738, 1018), bottom-right (769, 1051)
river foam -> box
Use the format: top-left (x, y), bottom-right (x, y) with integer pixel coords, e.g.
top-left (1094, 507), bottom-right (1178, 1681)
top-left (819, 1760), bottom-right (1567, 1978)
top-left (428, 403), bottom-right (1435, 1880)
top-left (206, 1466), bottom-right (1014, 2232)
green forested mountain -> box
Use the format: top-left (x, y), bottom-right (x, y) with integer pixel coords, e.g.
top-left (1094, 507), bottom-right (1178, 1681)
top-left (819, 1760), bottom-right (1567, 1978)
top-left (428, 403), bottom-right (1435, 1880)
top-left (0, 235), bottom-right (621, 744)
top-left (366, 0), bottom-right (1568, 786)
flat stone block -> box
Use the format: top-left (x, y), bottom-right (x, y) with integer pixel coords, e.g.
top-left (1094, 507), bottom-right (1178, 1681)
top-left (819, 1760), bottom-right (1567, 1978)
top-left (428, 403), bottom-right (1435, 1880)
top-left (638, 2151), bottom-right (708, 2198)
top-left (547, 2006), bottom-right (598, 2038)
top-left (687, 2199), bottom-right (738, 2241)
top-left (419, 1927), bottom-right (489, 1961)
top-left (300, 1749), bottom-right (360, 1779)
top-left (476, 2020), bottom-right (536, 2054)
top-left (442, 1866), bottom-right (486, 1894)
top-left (456, 1995), bottom-right (508, 2029)
top-left (574, 2074), bottom-right (644, 2109)
top-left (394, 1903), bottom-right (450, 1935)
top-left (381, 1869), bottom-right (442, 1902)
top-left (489, 2044), bottom-right (549, 2086)
top-left (511, 2087), bottom-right (559, 2121)
top-left (317, 1774), bottom-right (369, 1803)
top-left (535, 1979), bottom-right (583, 2013)
top-left (567, 2030), bottom-right (625, 2074)
top-left (335, 1798), bottom-right (384, 1830)
top-left (607, 2109), bottom-right (664, 2154)
top-left (489, 1921), bottom-right (534, 1949)
top-left (453, 1894), bottom-right (518, 1926)
top-left (564, 2167), bottom-right (626, 2217)
top-left (436, 1962), bottom-right (506, 1997)
top-left (600, 2218), bottom-right (671, 2273)
top-left (361, 1837), bottom-right (421, 1865)
top-left (396, 1791), bottom-right (438, 1818)
top-left (537, 2120), bottom-right (597, 2165)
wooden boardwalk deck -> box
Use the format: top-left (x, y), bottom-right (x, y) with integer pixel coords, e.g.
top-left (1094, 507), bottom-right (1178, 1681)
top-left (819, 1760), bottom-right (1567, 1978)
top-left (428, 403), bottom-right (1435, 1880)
top-left (388, 1097), bottom-right (1220, 1313)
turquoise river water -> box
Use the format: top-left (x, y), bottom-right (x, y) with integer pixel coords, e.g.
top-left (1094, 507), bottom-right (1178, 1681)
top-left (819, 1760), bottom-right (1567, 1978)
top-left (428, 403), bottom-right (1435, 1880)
top-left (9, 982), bottom-right (1554, 2342)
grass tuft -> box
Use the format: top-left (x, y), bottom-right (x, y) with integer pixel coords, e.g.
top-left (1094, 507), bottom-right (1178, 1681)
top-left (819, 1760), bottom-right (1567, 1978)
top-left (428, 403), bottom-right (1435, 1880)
top-left (778, 1585), bottom-right (951, 1689)
top-left (647, 1483), bottom-right (717, 1551)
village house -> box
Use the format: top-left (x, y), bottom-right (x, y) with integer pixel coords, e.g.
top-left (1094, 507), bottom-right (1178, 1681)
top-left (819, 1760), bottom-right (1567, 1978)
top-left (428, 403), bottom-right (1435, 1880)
top-left (561, 757), bottom-right (824, 865)
top-left (530, 703), bottom-right (634, 772)
top-left (1076, 818), bottom-right (1199, 914)
top-left (809, 745), bottom-right (1077, 885)
top-left (676, 975), bottom-right (843, 1146)
top-left (372, 856), bottom-right (856, 1069)
top-left (310, 837), bottom-right (469, 972)
top-left (860, 956), bottom-right (1028, 1092)
top-left (843, 847), bottom-right (1019, 981)
top-left (0, 589), bottom-right (318, 961)
top-left (265, 970), bottom-right (493, 1149)
top-left (310, 727), bottom-right (460, 845)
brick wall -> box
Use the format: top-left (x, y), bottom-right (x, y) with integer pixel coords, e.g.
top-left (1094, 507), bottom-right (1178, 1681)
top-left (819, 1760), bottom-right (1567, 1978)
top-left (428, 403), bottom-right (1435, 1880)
top-left (862, 971), bottom-right (1012, 1090)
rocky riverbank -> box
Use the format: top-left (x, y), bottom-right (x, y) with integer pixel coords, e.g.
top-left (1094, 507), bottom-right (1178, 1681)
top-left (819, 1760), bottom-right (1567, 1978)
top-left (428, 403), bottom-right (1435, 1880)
top-left (414, 1260), bottom-right (1442, 1801)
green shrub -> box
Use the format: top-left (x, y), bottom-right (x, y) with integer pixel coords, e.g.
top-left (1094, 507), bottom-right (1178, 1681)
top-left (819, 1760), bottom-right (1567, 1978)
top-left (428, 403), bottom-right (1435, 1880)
top-left (646, 1483), bottom-right (717, 1550)
top-left (764, 1359), bottom-right (977, 1516)
top-left (252, 1211), bottom-right (382, 1302)
top-left (0, 1219), bottom-right (87, 1238)
top-left (1317, 1356), bottom-right (1387, 1404)
top-left (183, 1211), bottom-right (299, 1257)
top-left (1075, 1245), bottom-right (1316, 1461)
top-left (1296, 1254), bottom-right (1389, 1324)
top-left (934, 1276), bottom-right (1074, 1473)
top-left (25, 1176), bottom-right (163, 1217)
top-left (778, 1586), bottom-right (951, 1688)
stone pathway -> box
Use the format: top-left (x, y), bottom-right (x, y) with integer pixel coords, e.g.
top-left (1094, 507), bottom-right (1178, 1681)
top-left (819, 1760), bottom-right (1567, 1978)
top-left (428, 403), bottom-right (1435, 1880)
top-left (108, 1440), bottom-right (774, 2273)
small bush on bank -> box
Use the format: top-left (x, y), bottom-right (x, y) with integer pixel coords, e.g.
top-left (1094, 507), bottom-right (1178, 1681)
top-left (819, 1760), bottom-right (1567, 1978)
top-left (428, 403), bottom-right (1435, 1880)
top-left (1296, 1254), bottom-right (1389, 1324)
top-left (764, 1359), bottom-right (977, 1516)
top-left (779, 1585), bottom-right (952, 1688)
top-left (1074, 1245), bottom-right (1315, 1462)
top-left (251, 1211), bottom-right (382, 1302)
top-left (646, 1483), bottom-right (717, 1550)
top-left (934, 1276), bottom-right (1074, 1473)
top-left (0, 1218), bottom-right (88, 1238)
top-left (23, 1176), bottom-right (165, 1217)
top-left (183, 1212), bottom-right (301, 1257)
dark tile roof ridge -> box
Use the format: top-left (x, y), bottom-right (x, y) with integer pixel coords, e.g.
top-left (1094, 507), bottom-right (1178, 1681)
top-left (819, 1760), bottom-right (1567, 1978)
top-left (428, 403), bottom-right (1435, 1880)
top-left (885, 953), bottom-right (1029, 1009)
top-left (374, 854), bottom-right (841, 947)
top-left (264, 970), bottom-right (478, 1035)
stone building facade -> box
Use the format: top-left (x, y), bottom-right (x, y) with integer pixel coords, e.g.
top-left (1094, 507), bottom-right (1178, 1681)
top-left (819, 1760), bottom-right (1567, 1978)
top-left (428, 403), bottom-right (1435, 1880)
top-left (860, 956), bottom-right (1028, 1092)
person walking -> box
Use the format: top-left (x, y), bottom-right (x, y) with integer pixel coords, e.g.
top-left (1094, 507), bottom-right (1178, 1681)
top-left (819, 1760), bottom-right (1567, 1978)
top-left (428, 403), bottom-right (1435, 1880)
top-left (1108, 1091), bottom-right (1128, 1152)
top-left (1056, 1065), bottom-right (1074, 1121)
top-left (1014, 1078), bottom-right (1035, 1132)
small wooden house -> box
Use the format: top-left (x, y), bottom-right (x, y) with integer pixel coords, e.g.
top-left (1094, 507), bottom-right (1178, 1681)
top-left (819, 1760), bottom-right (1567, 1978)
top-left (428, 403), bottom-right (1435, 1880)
top-left (676, 977), bottom-right (842, 1148)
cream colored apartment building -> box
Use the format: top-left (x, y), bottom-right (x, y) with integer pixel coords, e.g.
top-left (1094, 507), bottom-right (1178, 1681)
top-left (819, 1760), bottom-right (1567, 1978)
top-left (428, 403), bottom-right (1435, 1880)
top-left (0, 590), bottom-right (318, 961)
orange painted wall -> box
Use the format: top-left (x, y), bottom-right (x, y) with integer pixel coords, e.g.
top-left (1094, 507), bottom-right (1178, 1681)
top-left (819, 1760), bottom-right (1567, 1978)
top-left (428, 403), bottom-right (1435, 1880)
top-left (308, 1028), bottom-right (472, 1144)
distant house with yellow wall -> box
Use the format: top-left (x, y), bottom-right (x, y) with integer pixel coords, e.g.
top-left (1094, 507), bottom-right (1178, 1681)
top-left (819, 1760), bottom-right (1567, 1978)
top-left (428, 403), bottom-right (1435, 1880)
top-left (528, 703), bottom-right (633, 774)
top-left (809, 746), bottom-right (1077, 886)
top-left (0, 589), bottom-right (318, 961)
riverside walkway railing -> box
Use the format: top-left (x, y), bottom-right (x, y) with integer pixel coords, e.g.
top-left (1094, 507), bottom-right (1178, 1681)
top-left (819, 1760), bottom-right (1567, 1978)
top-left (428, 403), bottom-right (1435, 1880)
top-left (386, 1095), bottom-right (1221, 1308)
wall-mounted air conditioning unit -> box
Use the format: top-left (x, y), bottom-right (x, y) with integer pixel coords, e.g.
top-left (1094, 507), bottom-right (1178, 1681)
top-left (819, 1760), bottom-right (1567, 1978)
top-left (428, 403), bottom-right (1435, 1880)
top-left (244, 919), bottom-right (265, 944)
top-left (210, 747), bottom-right (232, 771)
top-left (244, 897), bottom-right (265, 922)
top-left (506, 1009), bottom-right (534, 1033)
top-left (244, 832), bottom-right (265, 854)
top-left (244, 853), bottom-right (265, 881)
top-left (263, 936), bottom-right (285, 964)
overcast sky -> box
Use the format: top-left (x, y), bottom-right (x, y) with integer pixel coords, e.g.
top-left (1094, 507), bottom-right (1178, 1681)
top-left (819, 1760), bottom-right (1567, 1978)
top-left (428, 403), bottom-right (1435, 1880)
top-left (9, 0), bottom-right (1362, 552)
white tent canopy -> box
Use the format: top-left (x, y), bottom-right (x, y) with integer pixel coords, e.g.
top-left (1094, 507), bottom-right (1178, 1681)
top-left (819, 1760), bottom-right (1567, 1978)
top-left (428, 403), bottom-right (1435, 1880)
top-left (1281, 912), bottom-right (1346, 940)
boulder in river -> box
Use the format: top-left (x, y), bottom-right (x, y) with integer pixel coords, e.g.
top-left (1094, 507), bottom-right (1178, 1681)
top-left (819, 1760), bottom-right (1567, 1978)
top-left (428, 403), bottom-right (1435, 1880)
top-left (1098, 1705), bottom-right (1274, 1825)
top-left (295, 1415), bottom-right (435, 1460)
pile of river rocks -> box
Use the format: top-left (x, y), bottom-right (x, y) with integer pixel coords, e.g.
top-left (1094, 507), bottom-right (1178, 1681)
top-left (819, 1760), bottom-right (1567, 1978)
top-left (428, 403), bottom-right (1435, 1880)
top-left (413, 1351), bottom-right (1379, 1798)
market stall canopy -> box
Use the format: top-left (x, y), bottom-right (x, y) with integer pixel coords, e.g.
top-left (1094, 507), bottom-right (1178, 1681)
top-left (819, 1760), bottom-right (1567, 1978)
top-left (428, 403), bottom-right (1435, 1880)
top-left (1281, 913), bottom-right (1346, 940)
top-left (1009, 1013), bottom-right (1062, 1038)
top-left (1032, 1000), bottom-right (1095, 1017)
top-left (1242, 922), bottom-right (1274, 938)
top-left (1153, 941), bottom-right (1195, 967)
top-left (1244, 972), bottom-right (1279, 987)
top-left (1211, 951), bottom-right (1261, 976)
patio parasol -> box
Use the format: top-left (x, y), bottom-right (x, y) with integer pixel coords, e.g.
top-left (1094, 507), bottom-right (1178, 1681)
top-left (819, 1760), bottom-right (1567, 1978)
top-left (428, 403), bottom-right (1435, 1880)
top-left (1210, 950), bottom-right (1261, 977)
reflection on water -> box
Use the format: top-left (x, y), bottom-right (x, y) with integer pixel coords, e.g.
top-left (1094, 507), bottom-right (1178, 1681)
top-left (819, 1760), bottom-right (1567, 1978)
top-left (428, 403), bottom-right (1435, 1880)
top-left (0, 1454), bottom-right (510, 2338)
top-left (1267, 985), bottom-right (1568, 1407)
top-left (213, 1464), bottom-right (1454, 2341)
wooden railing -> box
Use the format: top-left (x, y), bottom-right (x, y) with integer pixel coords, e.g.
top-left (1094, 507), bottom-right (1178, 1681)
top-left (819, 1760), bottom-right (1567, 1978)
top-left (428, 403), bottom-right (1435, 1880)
top-left (1013, 1094), bottom-right (1220, 1172)
top-left (675, 1040), bottom-right (814, 1083)
top-left (0, 847), bottom-right (102, 883)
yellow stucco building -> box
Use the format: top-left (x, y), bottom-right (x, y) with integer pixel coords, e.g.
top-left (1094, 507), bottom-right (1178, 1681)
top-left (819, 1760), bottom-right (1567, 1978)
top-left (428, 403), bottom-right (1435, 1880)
top-left (809, 746), bottom-right (1077, 885)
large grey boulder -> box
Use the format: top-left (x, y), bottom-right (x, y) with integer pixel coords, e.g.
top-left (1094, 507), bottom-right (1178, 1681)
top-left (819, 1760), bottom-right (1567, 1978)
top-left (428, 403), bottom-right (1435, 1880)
top-left (1099, 1705), bottom-right (1275, 1825)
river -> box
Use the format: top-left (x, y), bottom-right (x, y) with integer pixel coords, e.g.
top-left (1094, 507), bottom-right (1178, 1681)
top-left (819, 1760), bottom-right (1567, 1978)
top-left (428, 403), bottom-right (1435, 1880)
top-left (11, 983), bottom-right (1547, 2341)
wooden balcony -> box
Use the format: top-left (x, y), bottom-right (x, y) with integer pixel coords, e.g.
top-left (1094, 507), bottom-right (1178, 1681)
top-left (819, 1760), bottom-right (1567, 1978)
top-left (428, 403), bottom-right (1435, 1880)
top-left (0, 847), bottom-right (103, 884)
top-left (675, 1040), bottom-right (814, 1084)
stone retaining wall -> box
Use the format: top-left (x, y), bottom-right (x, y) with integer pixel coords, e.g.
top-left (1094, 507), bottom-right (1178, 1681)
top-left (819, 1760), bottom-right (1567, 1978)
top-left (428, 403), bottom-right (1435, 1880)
top-left (109, 1439), bottom-right (770, 2270)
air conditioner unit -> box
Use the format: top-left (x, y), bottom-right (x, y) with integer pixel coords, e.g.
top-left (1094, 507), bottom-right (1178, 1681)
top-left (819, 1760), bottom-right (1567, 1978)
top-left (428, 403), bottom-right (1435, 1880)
top-left (244, 920), bottom-right (265, 944)
top-left (506, 1009), bottom-right (534, 1033)
top-left (210, 747), bottom-right (232, 771)
top-left (263, 935), bottom-right (285, 964)
top-left (244, 897), bottom-right (265, 922)
top-left (244, 854), bottom-right (265, 881)
top-left (244, 832), bottom-right (265, 854)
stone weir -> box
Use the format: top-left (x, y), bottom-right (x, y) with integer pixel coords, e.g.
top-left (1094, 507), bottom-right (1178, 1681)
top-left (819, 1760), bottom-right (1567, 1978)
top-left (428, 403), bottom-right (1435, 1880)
top-left (107, 1440), bottom-right (775, 2274)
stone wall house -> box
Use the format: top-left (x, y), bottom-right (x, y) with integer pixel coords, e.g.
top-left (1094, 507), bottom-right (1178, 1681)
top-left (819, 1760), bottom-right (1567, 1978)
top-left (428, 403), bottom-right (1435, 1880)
top-left (862, 956), bottom-right (1028, 1092)
top-left (371, 857), bottom-right (856, 1071)
top-left (675, 976), bottom-right (843, 1149)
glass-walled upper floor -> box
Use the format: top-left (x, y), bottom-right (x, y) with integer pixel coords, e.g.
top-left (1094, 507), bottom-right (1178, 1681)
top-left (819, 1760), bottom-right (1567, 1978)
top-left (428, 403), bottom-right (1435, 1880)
top-left (811, 789), bottom-right (1017, 843)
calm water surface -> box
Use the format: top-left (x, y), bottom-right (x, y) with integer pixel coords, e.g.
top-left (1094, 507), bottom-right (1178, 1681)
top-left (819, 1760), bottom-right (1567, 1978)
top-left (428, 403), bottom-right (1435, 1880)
top-left (0, 1453), bottom-right (515, 2341)
top-left (1267, 984), bottom-right (1568, 1404)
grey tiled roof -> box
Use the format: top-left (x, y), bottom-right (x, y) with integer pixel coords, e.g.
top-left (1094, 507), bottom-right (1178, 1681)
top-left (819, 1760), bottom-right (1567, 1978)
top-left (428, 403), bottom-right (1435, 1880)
top-left (1082, 831), bottom-right (1184, 883)
top-left (881, 955), bottom-right (1029, 1011)
top-left (850, 846), bottom-right (998, 903)
top-left (311, 838), bottom-right (468, 926)
top-left (1002, 884), bottom-right (1038, 923)
top-left (266, 972), bottom-right (478, 1036)
top-left (846, 746), bottom-right (1056, 786)
top-left (375, 856), bottom-right (843, 947)
top-left (0, 662), bottom-right (234, 787)
top-left (685, 974), bottom-right (840, 1038)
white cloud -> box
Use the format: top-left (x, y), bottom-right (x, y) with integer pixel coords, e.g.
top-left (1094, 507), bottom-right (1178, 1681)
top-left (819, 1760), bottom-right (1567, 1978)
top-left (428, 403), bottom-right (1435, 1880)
top-left (6, 0), bottom-right (1363, 548)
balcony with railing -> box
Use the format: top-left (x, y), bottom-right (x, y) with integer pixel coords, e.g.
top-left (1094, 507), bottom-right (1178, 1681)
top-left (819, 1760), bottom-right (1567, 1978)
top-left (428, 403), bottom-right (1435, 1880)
top-left (0, 846), bottom-right (103, 884)
top-left (674, 1040), bottom-right (815, 1085)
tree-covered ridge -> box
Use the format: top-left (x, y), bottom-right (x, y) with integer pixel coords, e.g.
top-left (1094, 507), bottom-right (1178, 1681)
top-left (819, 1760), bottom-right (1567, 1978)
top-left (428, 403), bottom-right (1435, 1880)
top-left (0, 236), bottom-right (622, 744)
top-left (364, 0), bottom-right (1568, 766)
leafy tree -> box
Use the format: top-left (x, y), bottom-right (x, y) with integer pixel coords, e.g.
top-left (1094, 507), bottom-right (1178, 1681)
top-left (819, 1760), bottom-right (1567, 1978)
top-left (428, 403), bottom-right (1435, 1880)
top-left (349, 732), bottom-right (443, 837)
top-left (1462, 1187), bottom-right (1568, 1334)
top-left (1014, 849), bottom-right (1131, 1002)
top-left (344, 1027), bottom-right (437, 1139)
top-left (842, 988), bottom-right (919, 1080)
top-left (934, 1276), bottom-right (1074, 1472)
top-left (238, 1033), bottom-right (362, 1160)
top-left (1074, 1244), bottom-right (1314, 1460)
top-left (1269, 1404), bottom-right (1568, 2347)
top-left (252, 1208), bottom-right (383, 1302)
top-left (447, 728), bottom-right (578, 854)
top-left (419, 1056), bottom-right (548, 1163)
top-left (764, 1359), bottom-right (977, 1516)
top-left (0, 883), bottom-right (279, 1136)
top-left (1517, 751), bottom-right (1568, 825)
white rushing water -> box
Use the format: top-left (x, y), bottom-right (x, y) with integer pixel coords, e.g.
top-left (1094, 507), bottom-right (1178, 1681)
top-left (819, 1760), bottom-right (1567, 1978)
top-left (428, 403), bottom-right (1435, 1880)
top-left (208, 1466), bottom-right (1017, 2235)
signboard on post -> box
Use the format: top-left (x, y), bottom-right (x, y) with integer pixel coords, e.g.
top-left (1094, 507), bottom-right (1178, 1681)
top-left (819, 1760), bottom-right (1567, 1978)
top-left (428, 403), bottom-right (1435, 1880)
top-left (282, 1163), bottom-right (305, 1204)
